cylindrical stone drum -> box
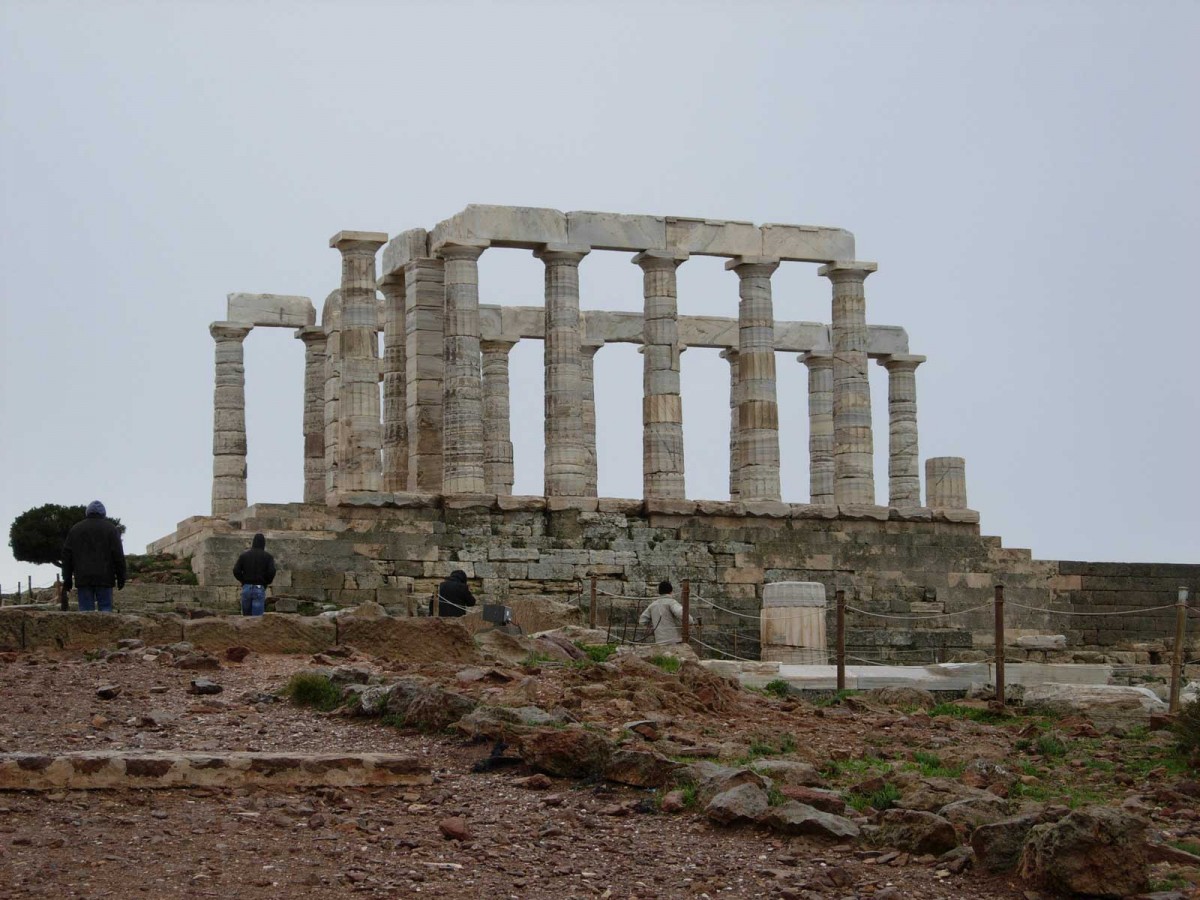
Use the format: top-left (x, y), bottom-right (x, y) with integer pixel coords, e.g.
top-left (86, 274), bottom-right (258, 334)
top-left (760, 581), bottom-right (827, 664)
top-left (925, 456), bottom-right (968, 509)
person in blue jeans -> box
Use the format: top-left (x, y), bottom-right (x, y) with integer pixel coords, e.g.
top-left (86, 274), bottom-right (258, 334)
top-left (62, 500), bottom-right (126, 612)
top-left (233, 533), bottom-right (276, 616)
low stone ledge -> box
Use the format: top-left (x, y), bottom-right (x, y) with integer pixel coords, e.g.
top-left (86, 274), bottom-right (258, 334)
top-left (0, 751), bottom-right (431, 791)
top-left (443, 493), bottom-right (498, 510)
top-left (932, 508), bottom-right (981, 524)
top-left (497, 495), bottom-right (546, 512)
top-left (838, 504), bottom-right (891, 521)
top-left (789, 503), bottom-right (839, 520)
top-left (183, 614), bottom-right (335, 654)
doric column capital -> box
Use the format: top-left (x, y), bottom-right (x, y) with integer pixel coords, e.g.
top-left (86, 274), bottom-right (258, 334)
top-left (377, 271), bottom-right (405, 293)
top-left (818, 260), bottom-right (878, 283)
top-left (879, 353), bottom-right (926, 373)
top-left (719, 346), bottom-right (739, 363)
top-left (580, 341), bottom-right (603, 360)
top-left (329, 230), bottom-right (388, 255)
top-left (632, 249), bottom-right (688, 271)
top-left (210, 322), bottom-right (252, 342)
top-left (534, 243), bottom-right (590, 265)
top-left (724, 256), bottom-right (780, 278)
top-left (480, 338), bottom-right (517, 355)
top-left (434, 238), bottom-right (490, 261)
top-left (295, 325), bottom-right (326, 346)
top-left (800, 351), bottom-right (834, 370)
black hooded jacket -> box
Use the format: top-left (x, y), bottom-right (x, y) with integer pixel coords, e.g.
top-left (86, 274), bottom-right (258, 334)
top-left (233, 534), bottom-right (276, 587)
top-left (62, 512), bottom-right (126, 590)
top-left (431, 570), bottom-right (476, 617)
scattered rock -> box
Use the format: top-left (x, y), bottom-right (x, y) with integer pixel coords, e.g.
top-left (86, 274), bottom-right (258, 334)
top-left (188, 678), bottom-right (223, 696)
top-left (453, 705), bottom-right (565, 742)
top-left (224, 646), bottom-right (250, 663)
top-left (116, 638), bottom-right (144, 651)
top-left (897, 777), bottom-right (991, 812)
top-left (381, 677), bottom-right (477, 732)
top-left (873, 809), bottom-right (958, 855)
top-left (512, 774), bottom-right (552, 790)
top-left (438, 817), bottom-right (471, 841)
top-left (706, 783), bottom-right (769, 825)
top-left (939, 795), bottom-right (1014, 835)
top-left (660, 790), bottom-right (687, 813)
top-left (603, 748), bottom-right (680, 788)
top-left (1022, 683), bottom-right (1167, 735)
top-left (1019, 805), bottom-right (1149, 897)
top-left (680, 761), bottom-right (772, 804)
top-left (751, 759), bottom-right (826, 787)
top-left (95, 685), bottom-right (121, 700)
top-left (518, 727), bottom-right (613, 778)
top-left (174, 652), bottom-right (221, 671)
top-left (762, 801), bottom-right (861, 840)
top-left (859, 686), bottom-right (936, 710)
top-left (778, 785), bottom-right (846, 814)
top-left (970, 806), bottom-right (1069, 873)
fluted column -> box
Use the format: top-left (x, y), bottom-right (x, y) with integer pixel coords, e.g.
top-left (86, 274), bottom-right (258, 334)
top-left (725, 256), bottom-right (781, 501)
top-left (296, 326), bottom-right (327, 504)
top-left (801, 351), bottom-right (834, 505)
top-left (322, 290), bottom-right (342, 502)
top-left (404, 258), bottom-right (446, 492)
top-left (330, 230), bottom-right (387, 495)
top-left (719, 347), bottom-right (740, 500)
top-left (481, 340), bottom-right (516, 495)
top-left (535, 244), bottom-right (590, 496)
top-left (210, 322), bottom-right (252, 516)
top-left (635, 250), bottom-right (688, 500)
top-left (580, 342), bottom-right (602, 496)
top-left (437, 240), bottom-right (488, 495)
top-left (880, 354), bottom-right (925, 508)
top-left (819, 261), bottom-right (879, 506)
top-left (926, 457), bottom-right (968, 508)
top-left (378, 272), bottom-right (408, 492)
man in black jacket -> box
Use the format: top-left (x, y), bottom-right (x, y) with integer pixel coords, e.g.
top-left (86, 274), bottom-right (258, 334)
top-left (233, 533), bottom-right (276, 616)
top-left (431, 569), bottom-right (476, 617)
top-left (62, 500), bottom-right (127, 613)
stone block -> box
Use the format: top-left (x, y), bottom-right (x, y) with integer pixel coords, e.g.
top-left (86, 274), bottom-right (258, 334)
top-left (665, 217), bottom-right (761, 257)
top-left (838, 505), bottom-right (890, 521)
top-left (443, 493), bottom-right (497, 510)
top-left (498, 495), bottom-right (547, 512)
top-left (183, 614), bottom-right (335, 654)
top-left (381, 228), bottom-right (430, 276)
top-left (23, 612), bottom-right (142, 651)
top-left (431, 204), bottom-right (566, 250)
top-left (336, 616), bottom-right (481, 663)
top-left (1013, 634), bottom-right (1067, 650)
top-left (547, 497), bottom-right (598, 512)
top-left (789, 504), bottom-right (839, 519)
top-left (567, 211), bottom-right (666, 251)
top-left (226, 293), bottom-right (316, 328)
top-left (743, 501), bottom-right (790, 518)
top-left (760, 223), bottom-right (855, 262)
top-left (644, 498), bottom-right (698, 516)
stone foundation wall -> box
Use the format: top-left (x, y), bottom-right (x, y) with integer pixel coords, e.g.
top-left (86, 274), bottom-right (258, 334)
top-left (141, 501), bottom-right (1200, 661)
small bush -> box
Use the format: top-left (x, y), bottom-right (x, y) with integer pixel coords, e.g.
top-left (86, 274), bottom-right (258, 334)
top-left (1035, 733), bottom-right (1067, 758)
top-left (813, 689), bottom-right (859, 708)
top-left (762, 679), bottom-right (792, 699)
top-left (912, 750), bottom-right (964, 778)
top-left (283, 672), bottom-right (343, 711)
top-left (648, 654), bottom-right (681, 674)
top-left (1172, 699), bottom-right (1200, 759)
top-left (848, 782), bottom-right (900, 812)
top-left (520, 651), bottom-right (557, 667)
top-left (579, 643), bottom-right (617, 663)
top-left (779, 733), bottom-right (797, 754)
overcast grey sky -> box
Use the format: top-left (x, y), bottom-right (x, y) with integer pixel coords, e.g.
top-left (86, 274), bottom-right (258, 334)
top-left (2, 0), bottom-right (1197, 592)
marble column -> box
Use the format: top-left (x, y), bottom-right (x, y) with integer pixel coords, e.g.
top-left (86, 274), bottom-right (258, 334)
top-left (635, 250), bottom-right (688, 500)
top-left (296, 326), bottom-right (327, 504)
top-left (926, 457), bottom-right (968, 509)
top-left (330, 230), bottom-right (387, 495)
top-left (535, 244), bottom-right (590, 496)
top-left (880, 354), bottom-right (926, 508)
top-left (819, 261), bottom-right (879, 506)
top-left (322, 290), bottom-right (342, 502)
top-left (210, 322), bottom-right (252, 516)
top-left (481, 339), bottom-right (516, 495)
top-left (437, 239), bottom-right (488, 495)
top-left (719, 347), bottom-right (740, 500)
top-left (725, 256), bottom-right (781, 501)
top-left (403, 258), bottom-right (446, 493)
top-left (801, 351), bottom-right (835, 506)
top-left (379, 272), bottom-right (408, 493)
top-left (580, 342), bottom-right (602, 496)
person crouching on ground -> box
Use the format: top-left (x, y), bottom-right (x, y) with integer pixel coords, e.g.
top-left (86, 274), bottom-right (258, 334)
top-left (431, 569), bottom-right (476, 617)
top-left (233, 533), bottom-right (276, 616)
top-left (639, 580), bottom-right (694, 645)
top-left (61, 500), bottom-right (126, 612)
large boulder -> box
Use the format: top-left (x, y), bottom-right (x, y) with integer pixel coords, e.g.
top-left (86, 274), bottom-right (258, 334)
top-left (679, 761), bottom-right (772, 804)
top-left (518, 727), bottom-right (614, 778)
top-left (603, 749), bottom-right (681, 788)
top-left (971, 806), bottom-right (1067, 873)
top-left (939, 795), bottom-right (1016, 836)
top-left (453, 705), bottom-right (567, 742)
top-left (896, 777), bottom-right (992, 812)
top-left (762, 802), bottom-right (860, 840)
top-left (1019, 806), bottom-right (1148, 897)
top-left (183, 614), bottom-right (334, 654)
top-left (873, 809), bottom-right (958, 855)
top-left (381, 677), bottom-right (477, 732)
top-left (339, 616), bottom-right (481, 663)
top-left (1022, 683), bottom-right (1167, 735)
top-left (751, 759), bottom-right (826, 788)
top-left (859, 687), bottom-right (937, 711)
top-left (706, 783), bottom-right (769, 825)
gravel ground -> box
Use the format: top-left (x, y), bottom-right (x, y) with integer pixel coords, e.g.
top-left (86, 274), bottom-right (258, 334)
top-left (0, 647), bottom-right (1193, 898)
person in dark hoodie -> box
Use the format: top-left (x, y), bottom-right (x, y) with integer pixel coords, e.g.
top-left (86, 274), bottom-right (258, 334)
top-left (233, 533), bottom-right (276, 616)
top-left (431, 569), bottom-right (476, 617)
top-left (62, 500), bottom-right (127, 613)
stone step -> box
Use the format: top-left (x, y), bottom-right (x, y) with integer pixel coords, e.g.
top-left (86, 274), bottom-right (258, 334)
top-left (0, 751), bottom-right (431, 791)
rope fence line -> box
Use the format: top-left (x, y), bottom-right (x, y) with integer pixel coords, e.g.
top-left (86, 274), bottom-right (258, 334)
top-left (844, 602), bottom-right (993, 621)
top-left (1005, 600), bottom-right (1180, 617)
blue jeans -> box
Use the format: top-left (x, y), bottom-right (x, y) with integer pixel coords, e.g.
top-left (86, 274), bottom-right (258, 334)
top-left (77, 587), bottom-right (113, 612)
top-left (241, 585), bottom-right (266, 616)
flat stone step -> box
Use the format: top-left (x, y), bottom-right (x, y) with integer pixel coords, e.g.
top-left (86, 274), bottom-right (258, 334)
top-left (0, 751), bottom-right (431, 791)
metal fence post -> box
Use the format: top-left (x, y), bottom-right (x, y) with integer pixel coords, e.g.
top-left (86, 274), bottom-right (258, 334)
top-left (1169, 587), bottom-right (1189, 714)
top-left (589, 576), bottom-right (597, 630)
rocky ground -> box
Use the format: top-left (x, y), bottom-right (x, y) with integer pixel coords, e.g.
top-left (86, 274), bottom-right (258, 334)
top-left (1, 633), bottom-right (1198, 899)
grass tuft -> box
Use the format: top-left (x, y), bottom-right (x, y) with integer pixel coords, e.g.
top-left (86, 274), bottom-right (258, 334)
top-left (762, 679), bottom-right (792, 699)
top-left (283, 672), bottom-right (343, 711)
top-left (648, 654), bottom-right (682, 674)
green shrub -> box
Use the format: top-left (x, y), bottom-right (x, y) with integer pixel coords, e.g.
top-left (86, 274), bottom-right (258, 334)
top-left (579, 643), bottom-right (617, 663)
top-left (283, 672), bottom-right (343, 711)
top-left (1035, 733), bottom-right (1067, 758)
top-left (813, 689), bottom-right (859, 708)
top-left (848, 782), bottom-right (900, 812)
top-left (762, 679), bottom-right (792, 699)
top-left (1172, 699), bottom-right (1200, 759)
top-left (648, 654), bottom-right (681, 673)
top-left (912, 750), bottom-right (964, 778)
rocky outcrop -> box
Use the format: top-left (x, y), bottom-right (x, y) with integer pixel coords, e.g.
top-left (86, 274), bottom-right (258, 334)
top-left (872, 809), bottom-right (958, 855)
top-left (706, 783), bottom-right (769, 825)
top-left (1022, 683), bottom-right (1167, 735)
top-left (1019, 806), bottom-right (1148, 897)
top-left (761, 802), bottom-right (861, 839)
top-left (970, 807), bottom-right (1067, 873)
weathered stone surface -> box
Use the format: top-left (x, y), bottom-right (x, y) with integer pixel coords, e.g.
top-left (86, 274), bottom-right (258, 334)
top-left (777, 785), bottom-right (845, 814)
top-left (1019, 806), bottom-right (1148, 897)
top-left (939, 795), bottom-right (1015, 835)
top-left (183, 615), bottom-right (335, 655)
top-left (859, 686), bottom-right (936, 710)
top-left (760, 224), bottom-right (854, 263)
top-left (1014, 634), bottom-right (1067, 650)
top-left (970, 807), bottom-right (1067, 873)
top-left (23, 612), bottom-right (141, 651)
top-left (603, 749), bottom-right (681, 788)
top-left (706, 783), bottom-right (769, 825)
top-left (897, 777), bottom-right (992, 813)
top-left (0, 609), bottom-right (24, 650)
top-left (0, 751), bottom-right (431, 790)
top-left (750, 759), bottom-right (826, 788)
top-left (381, 677), bottom-right (476, 732)
top-left (873, 809), bottom-right (958, 854)
top-left (681, 761), bottom-right (771, 803)
top-left (761, 801), bottom-right (861, 839)
top-left (337, 616), bottom-right (481, 664)
top-left (226, 293), bottom-right (315, 328)
top-left (453, 705), bottom-right (566, 743)
top-left (518, 727), bottom-right (613, 778)
top-left (1023, 683), bottom-right (1167, 734)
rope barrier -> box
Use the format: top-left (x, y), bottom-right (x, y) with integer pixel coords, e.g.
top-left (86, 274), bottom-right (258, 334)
top-left (1005, 601), bottom-right (1179, 617)
top-left (688, 636), bottom-right (760, 662)
top-left (843, 602), bottom-right (993, 622)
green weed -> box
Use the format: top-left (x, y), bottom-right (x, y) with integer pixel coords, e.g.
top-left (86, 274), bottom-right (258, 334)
top-left (762, 679), bottom-right (792, 699)
top-left (578, 643), bottom-right (617, 663)
top-left (283, 672), bottom-right (343, 711)
top-left (911, 750), bottom-right (964, 778)
top-left (1035, 734), bottom-right (1067, 758)
top-left (648, 654), bottom-right (681, 674)
top-left (848, 782), bottom-right (900, 812)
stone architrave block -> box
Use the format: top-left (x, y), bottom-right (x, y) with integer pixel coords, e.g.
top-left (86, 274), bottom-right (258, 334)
top-left (226, 293), bottom-right (316, 328)
top-left (760, 224), bottom-right (855, 263)
top-left (666, 217), bottom-right (762, 257)
top-left (380, 228), bottom-right (430, 277)
top-left (567, 211), bottom-right (666, 251)
top-left (865, 325), bottom-right (911, 356)
top-left (431, 204), bottom-right (567, 250)
top-left (183, 614), bottom-right (335, 654)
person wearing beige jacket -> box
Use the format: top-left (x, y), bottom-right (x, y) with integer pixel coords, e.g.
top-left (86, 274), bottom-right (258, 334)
top-left (639, 581), bottom-right (694, 645)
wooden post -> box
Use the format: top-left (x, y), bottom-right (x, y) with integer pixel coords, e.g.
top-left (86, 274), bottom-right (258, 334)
top-left (681, 580), bottom-right (691, 645)
top-left (1169, 587), bottom-right (1189, 714)
top-left (606, 598), bottom-right (614, 644)
top-left (432, 587), bottom-right (440, 617)
top-left (56, 576), bottom-right (67, 612)
top-left (994, 584), bottom-right (1006, 708)
top-left (733, 627), bottom-right (739, 659)
top-left (589, 576), bottom-right (597, 630)
top-left (836, 589), bottom-right (846, 693)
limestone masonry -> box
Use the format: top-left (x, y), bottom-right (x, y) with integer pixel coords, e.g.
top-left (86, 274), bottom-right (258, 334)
top-left (146, 205), bottom-right (1194, 658)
